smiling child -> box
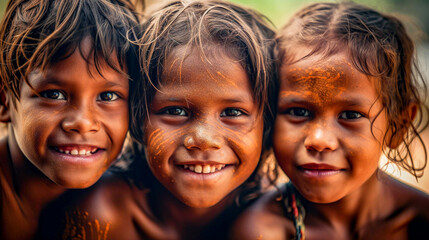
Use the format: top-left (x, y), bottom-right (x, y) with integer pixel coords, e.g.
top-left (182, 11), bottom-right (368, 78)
top-left (0, 0), bottom-right (138, 239)
top-left (231, 2), bottom-right (429, 239)
top-left (54, 0), bottom-right (277, 239)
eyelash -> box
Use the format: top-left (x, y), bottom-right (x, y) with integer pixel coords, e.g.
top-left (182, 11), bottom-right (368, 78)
top-left (96, 92), bottom-right (120, 101)
top-left (158, 107), bottom-right (247, 118)
top-left (285, 107), bottom-right (310, 118)
top-left (220, 108), bottom-right (246, 117)
top-left (285, 107), bottom-right (364, 120)
top-left (40, 90), bottom-right (66, 100)
top-left (39, 90), bottom-right (120, 101)
top-left (159, 107), bottom-right (188, 116)
top-left (338, 111), bottom-right (364, 120)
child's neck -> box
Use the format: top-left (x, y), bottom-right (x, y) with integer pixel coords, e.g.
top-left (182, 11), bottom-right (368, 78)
top-left (150, 186), bottom-right (236, 237)
top-left (303, 170), bottom-right (391, 233)
top-left (6, 130), bottom-right (65, 218)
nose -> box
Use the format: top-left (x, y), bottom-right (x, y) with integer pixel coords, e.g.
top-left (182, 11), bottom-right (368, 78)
top-left (183, 121), bottom-right (222, 151)
top-left (62, 102), bottom-right (100, 134)
top-left (304, 122), bottom-right (339, 152)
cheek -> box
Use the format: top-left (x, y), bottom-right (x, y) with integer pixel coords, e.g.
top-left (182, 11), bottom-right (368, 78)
top-left (273, 119), bottom-right (295, 152)
top-left (145, 127), bottom-right (184, 169)
top-left (235, 118), bottom-right (264, 172)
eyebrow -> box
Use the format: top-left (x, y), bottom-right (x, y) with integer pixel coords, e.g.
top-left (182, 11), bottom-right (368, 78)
top-left (29, 75), bottom-right (128, 88)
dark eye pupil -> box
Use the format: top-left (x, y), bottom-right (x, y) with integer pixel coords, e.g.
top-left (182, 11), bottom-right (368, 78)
top-left (49, 92), bottom-right (59, 99)
top-left (44, 91), bottom-right (60, 99)
top-left (101, 92), bottom-right (113, 101)
top-left (228, 109), bottom-right (239, 116)
top-left (293, 108), bottom-right (307, 116)
top-left (172, 108), bottom-right (181, 115)
top-left (347, 112), bottom-right (359, 118)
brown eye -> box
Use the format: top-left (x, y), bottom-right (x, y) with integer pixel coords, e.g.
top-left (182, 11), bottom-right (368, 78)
top-left (221, 108), bottom-right (244, 117)
top-left (339, 111), bottom-right (363, 120)
top-left (97, 92), bottom-right (118, 101)
top-left (287, 107), bottom-right (310, 117)
top-left (40, 90), bottom-right (66, 100)
top-left (161, 107), bottom-right (188, 116)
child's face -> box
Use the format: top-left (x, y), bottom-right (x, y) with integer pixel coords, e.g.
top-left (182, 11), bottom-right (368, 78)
top-left (274, 51), bottom-right (388, 203)
top-left (144, 47), bottom-right (264, 208)
top-left (8, 39), bottom-right (129, 188)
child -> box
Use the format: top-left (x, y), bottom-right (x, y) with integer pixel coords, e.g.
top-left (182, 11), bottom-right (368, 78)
top-left (50, 0), bottom-right (278, 239)
top-left (231, 2), bottom-right (429, 239)
top-left (0, 0), bottom-right (139, 239)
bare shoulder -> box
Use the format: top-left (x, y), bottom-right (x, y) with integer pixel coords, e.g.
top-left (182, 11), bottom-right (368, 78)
top-left (381, 174), bottom-right (429, 237)
top-left (40, 173), bottom-right (145, 240)
top-left (230, 185), bottom-right (295, 240)
top-left (384, 175), bottom-right (429, 212)
top-left (67, 173), bottom-right (145, 239)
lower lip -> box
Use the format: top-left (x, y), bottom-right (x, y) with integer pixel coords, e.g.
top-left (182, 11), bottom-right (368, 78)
top-left (301, 168), bottom-right (342, 178)
top-left (48, 148), bottom-right (104, 166)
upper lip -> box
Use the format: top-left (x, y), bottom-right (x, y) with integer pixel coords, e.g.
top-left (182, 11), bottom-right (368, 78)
top-left (299, 163), bottom-right (343, 170)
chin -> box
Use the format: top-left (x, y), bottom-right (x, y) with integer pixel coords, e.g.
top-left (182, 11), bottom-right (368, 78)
top-left (178, 195), bottom-right (226, 209)
top-left (52, 175), bottom-right (99, 189)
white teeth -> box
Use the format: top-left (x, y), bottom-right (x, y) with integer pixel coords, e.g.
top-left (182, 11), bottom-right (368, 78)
top-left (195, 165), bottom-right (202, 173)
top-left (183, 164), bottom-right (227, 174)
top-left (203, 165), bottom-right (211, 173)
top-left (57, 147), bottom-right (97, 156)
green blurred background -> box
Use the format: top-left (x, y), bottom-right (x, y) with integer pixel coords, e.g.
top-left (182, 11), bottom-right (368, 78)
top-left (1, 0), bottom-right (428, 193)
top-left (2, 0), bottom-right (428, 35)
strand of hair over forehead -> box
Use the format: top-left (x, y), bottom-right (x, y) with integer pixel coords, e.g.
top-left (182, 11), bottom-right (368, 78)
top-left (0, 0), bottom-right (137, 98)
top-left (137, 0), bottom-right (270, 104)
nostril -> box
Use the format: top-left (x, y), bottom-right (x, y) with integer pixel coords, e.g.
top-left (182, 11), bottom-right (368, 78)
top-left (183, 129), bottom-right (222, 151)
top-left (304, 128), bottom-right (338, 152)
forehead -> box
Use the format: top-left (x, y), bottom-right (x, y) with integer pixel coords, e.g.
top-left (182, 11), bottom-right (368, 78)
top-left (161, 45), bottom-right (249, 90)
top-left (280, 52), bottom-right (375, 97)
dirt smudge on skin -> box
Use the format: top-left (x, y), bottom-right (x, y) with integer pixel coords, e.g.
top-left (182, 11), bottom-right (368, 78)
top-left (284, 66), bottom-right (349, 105)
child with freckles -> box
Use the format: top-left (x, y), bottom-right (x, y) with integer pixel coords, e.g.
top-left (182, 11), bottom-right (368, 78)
top-left (231, 2), bottom-right (429, 240)
top-left (0, 0), bottom-right (139, 239)
top-left (42, 1), bottom-right (278, 239)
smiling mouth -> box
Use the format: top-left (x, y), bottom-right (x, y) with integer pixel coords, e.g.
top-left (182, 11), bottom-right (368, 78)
top-left (54, 147), bottom-right (99, 156)
top-left (297, 163), bottom-right (346, 178)
top-left (181, 164), bottom-right (227, 174)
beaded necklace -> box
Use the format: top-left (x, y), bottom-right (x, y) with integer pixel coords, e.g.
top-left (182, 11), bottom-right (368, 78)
top-left (284, 182), bottom-right (305, 240)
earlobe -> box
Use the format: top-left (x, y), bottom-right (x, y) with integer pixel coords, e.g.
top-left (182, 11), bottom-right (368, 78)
top-left (0, 91), bottom-right (11, 122)
top-left (387, 103), bottom-right (418, 149)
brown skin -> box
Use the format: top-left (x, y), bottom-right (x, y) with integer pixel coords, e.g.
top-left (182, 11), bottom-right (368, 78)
top-left (60, 46), bottom-right (264, 240)
top-left (0, 38), bottom-right (129, 239)
top-left (230, 51), bottom-right (429, 240)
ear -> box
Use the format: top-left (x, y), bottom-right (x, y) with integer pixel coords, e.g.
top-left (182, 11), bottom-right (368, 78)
top-left (0, 90), bottom-right (11, 122)
top-left (387, 103), bottom-right (418, 149)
